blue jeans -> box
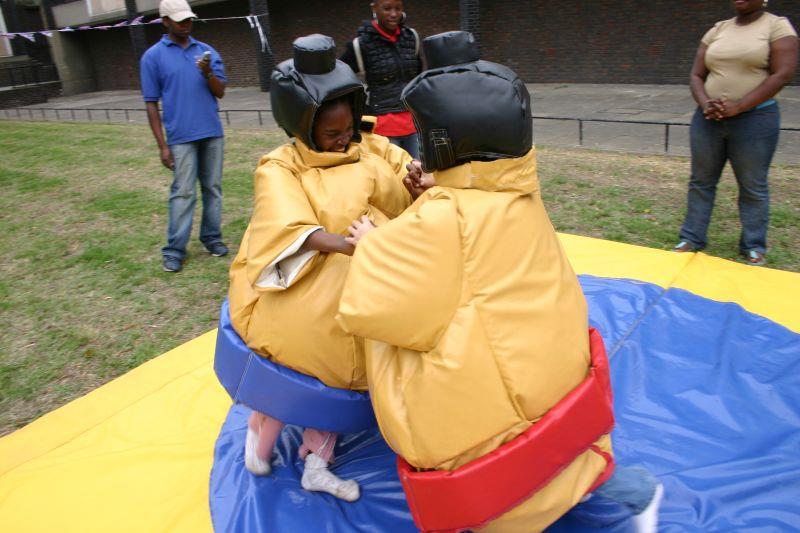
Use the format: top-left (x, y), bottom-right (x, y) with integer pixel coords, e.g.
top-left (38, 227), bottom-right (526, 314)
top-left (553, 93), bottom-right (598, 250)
top-left (389, 133), bottom-right (420, 160)
top-left (568, 465), bottom-right (658, 527)
top-left (679, 104), bottom-right (780, 254)
top-left (162, 136), bottom-right (224, 260)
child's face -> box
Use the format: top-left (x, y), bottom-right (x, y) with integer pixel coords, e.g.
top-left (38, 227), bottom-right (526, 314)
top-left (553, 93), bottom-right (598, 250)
top-left (373, 0), bottom-right (404, 32)
top-left (312, 102), bottom-right (354, 152)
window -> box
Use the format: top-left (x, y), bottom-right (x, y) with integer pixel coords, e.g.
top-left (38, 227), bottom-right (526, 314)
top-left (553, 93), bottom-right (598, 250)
top-left (86, 0), bottom-right (126, 17)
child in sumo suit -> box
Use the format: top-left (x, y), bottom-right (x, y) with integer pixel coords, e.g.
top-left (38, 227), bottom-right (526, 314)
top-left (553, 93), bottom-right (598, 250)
top-left (227, 34), bottom-right (417, 502)
top-left (338, 32), bottom-right (663, 531)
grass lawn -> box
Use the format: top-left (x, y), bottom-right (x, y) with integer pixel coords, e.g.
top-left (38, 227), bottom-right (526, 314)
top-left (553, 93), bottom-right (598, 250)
top-left (1, 120), bottom-right (798, 435)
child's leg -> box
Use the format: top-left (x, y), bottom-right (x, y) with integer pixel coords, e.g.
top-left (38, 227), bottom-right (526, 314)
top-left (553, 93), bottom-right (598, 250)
top-left (298, 429), bottom-right (337, 463)
top-left (300, 430), bottom-right (360, 502)
top-left (572, 465), bottom-right (663, 533)
top-left (256, 414), bottom-right (285, 461)
top-left (244, 410), bottom-right (284, 476)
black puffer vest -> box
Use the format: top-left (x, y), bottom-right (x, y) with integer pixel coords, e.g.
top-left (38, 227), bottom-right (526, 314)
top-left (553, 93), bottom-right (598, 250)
top-left (356, 21), bottom-right (421, 115)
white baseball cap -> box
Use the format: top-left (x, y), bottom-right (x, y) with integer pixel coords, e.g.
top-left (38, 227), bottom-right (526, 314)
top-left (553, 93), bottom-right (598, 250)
top-left (159, 0), bottom-right (197, 22)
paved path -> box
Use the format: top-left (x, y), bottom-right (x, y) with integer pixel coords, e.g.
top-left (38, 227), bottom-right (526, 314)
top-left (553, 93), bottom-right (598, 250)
top-left (3, 84), bottom-right (799, 164)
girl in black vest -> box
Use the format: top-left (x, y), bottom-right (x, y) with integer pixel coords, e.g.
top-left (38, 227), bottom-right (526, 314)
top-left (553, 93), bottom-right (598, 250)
top-left (341, 0), bottom-right (422, 159)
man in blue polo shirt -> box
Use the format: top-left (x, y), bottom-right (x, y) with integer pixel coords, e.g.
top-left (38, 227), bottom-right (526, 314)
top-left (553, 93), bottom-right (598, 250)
top-left (140, 0), bottom-right (228, 273)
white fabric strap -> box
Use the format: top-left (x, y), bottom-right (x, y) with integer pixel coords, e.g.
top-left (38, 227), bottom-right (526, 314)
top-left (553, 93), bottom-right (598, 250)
top-left (409, 28), bottom-right (420, 56)
top-left (352, 37), bottom-right (365, 74)
top-left (245, 15), bottom-right (271, 55)
top-left (255, 226), bottom-right (323, 290)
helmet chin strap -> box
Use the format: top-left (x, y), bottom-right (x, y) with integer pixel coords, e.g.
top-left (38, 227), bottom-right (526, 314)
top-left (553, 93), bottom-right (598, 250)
top-left (429, 129), bottom-right (455, 170)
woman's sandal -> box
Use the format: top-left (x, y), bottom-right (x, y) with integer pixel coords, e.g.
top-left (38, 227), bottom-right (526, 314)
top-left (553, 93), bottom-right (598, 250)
top-left (743, 250), bottom-right (766, 267)
top-left (673, 241), bottom-right (697, 253)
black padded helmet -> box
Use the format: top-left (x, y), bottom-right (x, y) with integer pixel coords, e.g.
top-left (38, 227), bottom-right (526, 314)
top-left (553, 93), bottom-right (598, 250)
top-left (401, 31), bottom-right (532, 172)
top-left (271, 34), bottom-right (366, 151)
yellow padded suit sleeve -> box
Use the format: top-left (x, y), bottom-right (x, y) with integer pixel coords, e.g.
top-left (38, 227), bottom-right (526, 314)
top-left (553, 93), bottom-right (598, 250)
top-left (372, 141), bottom-right (414, 217)
top-left (382, 138), bottom-right (415, 176)
top-left (369, 157), bottom-right (414, 220)
top-left (246, 160), bottom-right (321, 290)
top-left (337, 195), bottom-right (462, 352)
top-left (361, 130), bottom-right (414, 176)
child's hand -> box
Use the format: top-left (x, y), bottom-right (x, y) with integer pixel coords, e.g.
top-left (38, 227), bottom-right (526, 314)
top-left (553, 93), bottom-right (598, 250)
top-left (403, 160), bottom-right (436, 199)
top-left (406, 160), bottom-right (423, 181)
top-left (345, 216), bottom-right (376, 247)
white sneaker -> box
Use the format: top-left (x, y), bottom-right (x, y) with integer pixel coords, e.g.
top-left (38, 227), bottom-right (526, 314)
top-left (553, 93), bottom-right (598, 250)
top-left (300, 453), bottom-right (360, 502)
top-left (244, 427), bottom-right (272, 476)
top-left (632, 483), bottom-right (663, 533)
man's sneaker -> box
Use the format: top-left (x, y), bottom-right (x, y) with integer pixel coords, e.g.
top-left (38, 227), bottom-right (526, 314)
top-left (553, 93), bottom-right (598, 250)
top-left (163, 256), bottom-right (183, 272)
top-left (206, 242), bottom-right (229, 257)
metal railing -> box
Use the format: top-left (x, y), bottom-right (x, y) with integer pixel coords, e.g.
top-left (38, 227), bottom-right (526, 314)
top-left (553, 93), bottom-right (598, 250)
top-left (2, 106), bottom-right (799, 154)
top-left (535, 115), bottom-right (799, 153)
top-left (0, 107), bottom-right (271, 126)
top-left (2, 107), bottom-right (147, 123)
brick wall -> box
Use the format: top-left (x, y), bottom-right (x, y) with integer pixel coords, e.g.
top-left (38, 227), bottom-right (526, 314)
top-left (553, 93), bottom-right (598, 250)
top-left (74, 29), bottom-right (140, 91)
top-left (459, 0), bottom-right (481, 48)
top-left (479, 0), bottom-right (799, 85)
top-left (185, 0), bottom-right (260, 86)
top-left (76, 0), bottom-right (257, 91)
top-left (58, 0), bottom-right (800, 92)
top-left (0, 81), bottom-right (61, 109)
top-left (266, 0), bottom-right (459, 65)
top-left (77, 0), bottom-right (460, 91)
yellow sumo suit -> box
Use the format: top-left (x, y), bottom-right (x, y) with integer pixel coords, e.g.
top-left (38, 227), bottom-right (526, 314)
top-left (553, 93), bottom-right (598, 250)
top-left (337, 32), bottom-right (613, 532)
top-left (228, 135), bottom-right (412, 390)
top-left (227, 35), bottom-right (412, 391)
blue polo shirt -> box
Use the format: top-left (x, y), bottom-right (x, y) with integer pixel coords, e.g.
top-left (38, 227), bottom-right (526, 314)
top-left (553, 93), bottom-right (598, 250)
top-left (140, 35), bottom-right (226, 145)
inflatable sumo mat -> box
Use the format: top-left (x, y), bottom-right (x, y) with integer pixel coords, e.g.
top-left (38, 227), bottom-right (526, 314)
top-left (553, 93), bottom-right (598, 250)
top-left (1, 234), bottom-right (798, 532)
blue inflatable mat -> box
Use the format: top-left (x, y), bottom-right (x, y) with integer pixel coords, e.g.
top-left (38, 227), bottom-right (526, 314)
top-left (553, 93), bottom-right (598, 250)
top-left (209, 276), bottom-right (800, 532)
top-left (214, 300), bottom-right (377, 434)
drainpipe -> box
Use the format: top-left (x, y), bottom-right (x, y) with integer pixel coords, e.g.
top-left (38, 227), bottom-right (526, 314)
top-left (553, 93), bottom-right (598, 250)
top-left (248, 0), bottom-right (273, 91)
top-left (125, 0), bottom-right (147, 62)
top-left (459, 0), bottom-right (481, 52)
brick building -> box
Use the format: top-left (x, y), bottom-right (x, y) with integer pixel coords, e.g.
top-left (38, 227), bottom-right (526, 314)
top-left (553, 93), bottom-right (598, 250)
top-left (13, 0), bottom-right (800, 95)
top-left (479, 0), bottom-right (799, 85)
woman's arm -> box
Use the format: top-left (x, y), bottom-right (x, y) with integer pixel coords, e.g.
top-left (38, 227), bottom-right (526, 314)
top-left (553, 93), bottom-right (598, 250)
top-left (719, 36), bottom-right (799, 118)
top-left (689, 44), bottom-right (722, 119)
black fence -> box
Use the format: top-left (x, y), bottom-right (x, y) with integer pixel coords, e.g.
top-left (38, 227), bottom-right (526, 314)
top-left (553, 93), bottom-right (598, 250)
top-left (0, 106), bottom-right (272, 126)
top-left (2, 106), bottom-right (799, 155)
top-left (536, 115), bottom-right (799, 152)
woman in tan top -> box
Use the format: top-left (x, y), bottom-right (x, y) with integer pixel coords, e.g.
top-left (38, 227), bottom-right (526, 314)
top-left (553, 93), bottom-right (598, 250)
top-left (674, 0), bottom-right (797, 266)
